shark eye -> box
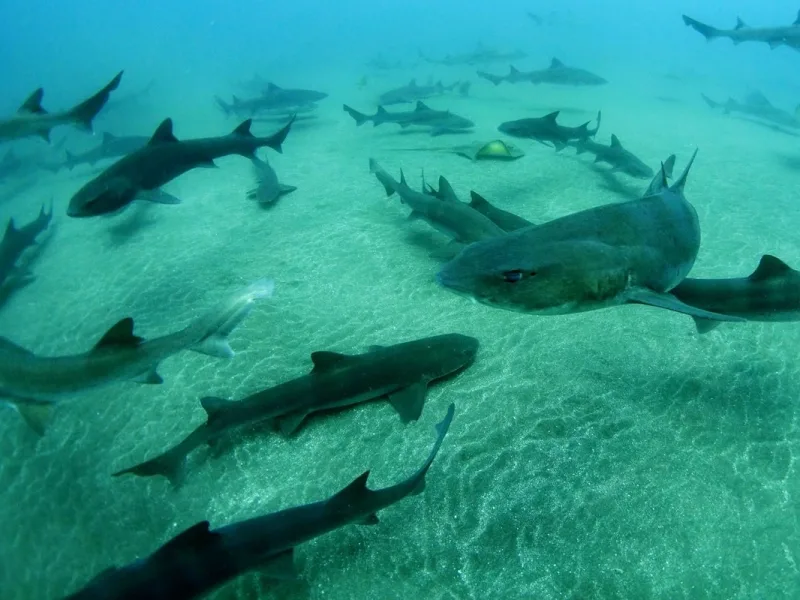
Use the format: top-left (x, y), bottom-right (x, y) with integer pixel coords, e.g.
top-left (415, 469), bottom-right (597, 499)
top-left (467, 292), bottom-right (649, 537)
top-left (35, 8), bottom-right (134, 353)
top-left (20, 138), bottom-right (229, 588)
top-left (503, 270), bottom-right (524, 283)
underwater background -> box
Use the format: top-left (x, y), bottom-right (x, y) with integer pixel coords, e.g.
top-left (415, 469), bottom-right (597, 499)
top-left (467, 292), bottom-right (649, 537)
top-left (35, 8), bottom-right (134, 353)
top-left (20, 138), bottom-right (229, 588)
top-left (2, 0), bottom-right (800, 598)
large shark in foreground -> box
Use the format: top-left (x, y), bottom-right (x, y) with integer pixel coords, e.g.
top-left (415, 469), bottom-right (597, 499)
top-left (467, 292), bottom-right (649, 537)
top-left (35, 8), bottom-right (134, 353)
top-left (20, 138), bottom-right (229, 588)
top-left (67, 117), bottom-right (294, 217)
top-left (682, 12), bottom-right (800, 51)
top-left (114, 334), bottom-right (477, 485)
top-left (68, 404), bottom-right (455, 600)
top-left (0, 279), bottom-right (273, 434)
top-left (436, 153), bottom-right (746, 324)
top-left (0, 72), bottom-right (123, 142)
top-left (672, 255), bottom-right (800, 333)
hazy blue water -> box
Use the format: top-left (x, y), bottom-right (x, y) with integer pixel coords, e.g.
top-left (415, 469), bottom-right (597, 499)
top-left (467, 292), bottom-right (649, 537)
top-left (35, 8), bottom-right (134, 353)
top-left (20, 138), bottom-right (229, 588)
top-left (2, 1), bottom-right (800, 599)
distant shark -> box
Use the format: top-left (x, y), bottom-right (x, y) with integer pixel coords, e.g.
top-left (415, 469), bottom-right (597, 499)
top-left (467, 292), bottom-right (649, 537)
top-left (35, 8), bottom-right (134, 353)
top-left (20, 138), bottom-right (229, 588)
top-left (67, 117), bottom-right (294, 217)
top-left (570, 134), bottom-right (654, 179)
top-left (682, 12), bottom-right (800, 51)
top-left (69, 404), bottom-right (454, 600)
top-left (701, 92), bottom-right (800, 130)
top-left (114, 334), bottom-right (477, 485)
top-left (672, 255), bottom-right (800, 333)
top-left (57, 132), bottom-right (150, 171)
top-left (498, 110), bottom-right (601, 150)
top-left (246, 157), bottom-right (297, 208)
top-left (344, 101), bottom-right (474, 136)
top-left (0, 204), bottom-right (52, 290)
top-left (377, 79), bottom-right (470, 106)
top-left (369, 159), bottom-right (504, 245)
top-left (420, 45), bottom-right (527, 66)
top-left (0, 279), bottom-right (272, 434)
top-left (436, 153), bottom-right (746, 324)
top-left (0, 72), bottom-right (123, 143)
top-left (216, 83), bottom-right (327, 117)
top-left (478, 59), bottom-right (608, 86)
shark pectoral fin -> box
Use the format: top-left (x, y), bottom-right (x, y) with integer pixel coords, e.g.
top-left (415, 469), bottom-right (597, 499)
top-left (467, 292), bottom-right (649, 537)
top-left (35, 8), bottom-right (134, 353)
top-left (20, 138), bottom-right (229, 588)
top-left (278, 184), bottom-right (297, 195)
top-left (260, 548), bottom-right (299, 581)
top-left (407, 210), bottom-right (424, 221)
top-left (387, 381), bottom-right (428, 423)
top-left (200, 396), bottom-right (233, 424)
top-left (411, 477), bottom-right (426, 496)
top-left (9, 401), bottom-right (54, 436)
top-left (39, 130), bottom-right (52, 143)
top-left (429, 242), bottom-right (465, 261)
top-left (154, 521), bottom-right (221, 559)
top-left (136, 189), bottom-right (182, 205)
top-left (358, 513), bottom-right (380, 526)
top-left (625, 288), bottom-right (747, 322)
top-left (277, 411), bottom-right (308, 436)
top-left (133, 370), bottom-right (164, 384)
top-left (692, 317), bottom-right (722, 335)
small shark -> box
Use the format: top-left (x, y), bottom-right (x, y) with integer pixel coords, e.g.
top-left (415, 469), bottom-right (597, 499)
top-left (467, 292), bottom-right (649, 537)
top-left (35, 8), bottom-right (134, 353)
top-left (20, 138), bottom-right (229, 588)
top-left (0, 204), bottom-right (52, 290)
top-left (0, 72), bottom-right (123, 143)
top-left (216, 94), bottom-right (319, 119)
top-left (478, 59), bottom-right (607, 86)
top-left (0, 279), bottom-right (272, 434)
top-left (114, 334), bottom-right (476, 485)
top-left (436, 153), bottom-right (746, 324)
top-left (672, 255), bottom-right (800, 333)
top-left (682, 12), bottom-right (800, 51)
top-left (498, 110), bottom-right (601, 150)
top-left (246, 157), bottom-right (297, 208)
top-left (701, 92), bottom-right (800, 130)
top-left (467, 192), bottom-right (533, 232)
top-left (344, 102), bottom-right (474, 136)
top-left (377, 79), bottom-right (469, 106)
top-left (70, 404), bottom-right (454, 600)
top-left (369, 159), bottom-right (505, 245)
top-left (570, 134), bottom-right (654, 179)
top-left (67, 117), bottom-right (294, 217)
top-left (420, 45), bottom-right (528, 66)
top-left (58, 132), bottom-right (150, 171)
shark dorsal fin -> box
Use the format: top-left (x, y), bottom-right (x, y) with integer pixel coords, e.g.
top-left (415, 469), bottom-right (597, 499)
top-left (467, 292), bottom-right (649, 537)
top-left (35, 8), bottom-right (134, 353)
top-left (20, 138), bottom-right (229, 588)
top-left (4, 218), bottom-right (17, 238)
top-left (93, 318), bottom-right (144, 351)
top-left (669, 149), bottom-right (698, 194)
top-left (469, 191), bottom-right (489, 208)
top-left (795, 10), bottom-right (800, 26)
top-left (101, 132), bottom-right (116, 144)
top-left (148, 119), bottom-right (179, 145)
top-left (232, 119), bottom-right (254, 137)
top-left (549, 58), bottom-right (565, 69)
top-left (543, 111), bottom-right (560, 122)
top-left (310, 351), bottom-right (353, 372)
top-left (266, 83), bottom-right (281, 93)
top-left (399, 168), bottom-right (408, 187)
top-left (749, 255), bottom-right (794, 281)
top-left (509, 65), bottom-right (520, 74)
top-left (376, 106), bottom-right (388, 116)
top-left (19, 88), bottom-right (46, 114)
top-left (662, 154), bottom-right (676, 179)
top-left (437, 176), bottom-right (457, 201)
top-left (735, 17), bottom-right (748, 29)
top-left (415, 101), bottom-right (430, 112)
top-left (408, 78), bottom-right (416, 87)
top-left (154, 522), bottom-right (220, 559)
top-left (200, 396), bottom-right (232, 423)
top-left (610, 134), bottom-right (622, 148)
top-left (643, 161), bottom-right (670, 196)
top-left (326, 471), bottom-right (371, 513)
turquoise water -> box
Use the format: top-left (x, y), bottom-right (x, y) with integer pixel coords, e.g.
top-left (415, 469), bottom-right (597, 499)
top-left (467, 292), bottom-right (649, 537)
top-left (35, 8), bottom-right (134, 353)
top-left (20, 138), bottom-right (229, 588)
top-left (2, 1), bottom-right (800, 598)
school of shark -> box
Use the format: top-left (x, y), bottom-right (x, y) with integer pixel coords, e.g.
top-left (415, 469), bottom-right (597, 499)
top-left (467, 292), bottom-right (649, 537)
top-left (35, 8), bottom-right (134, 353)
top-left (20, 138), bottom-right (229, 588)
top-left (2, 4), bottom-right (800, 600)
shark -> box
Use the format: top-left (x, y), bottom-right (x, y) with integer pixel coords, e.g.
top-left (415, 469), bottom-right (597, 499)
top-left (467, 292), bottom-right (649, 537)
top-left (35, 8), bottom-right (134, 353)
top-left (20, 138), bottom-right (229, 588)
top-left (369, 159), bottom-right (505, 245)
top-left (58, 132), bottom-right (150, 171)
top-left (478, 59), bottom-right (608, 86)
top-left (344, 102), bottom-right (474, 136)
top-left (682, 12), bottom-right (800, 51)
top-left (218, 83), bottom-right (327, 114)
top-left (672, 255), bottom-right (800, 333)
top-left (246, 157), bottom-right (297, 208)
top-left (570, 134), bottom-right (654, 179)
top-left (66, 116), bottom-right (294, 217)
top-left (114, 334), bottom-right (477, 485)
top-left (69, 404), bottom-right (454, 600)
top-left (0, 279), bottom-right (273, 434)
top-left (420, 45), bottom-right (528, 66)
top-left (377, 79), bottom-right (470, 106)
top-left (0, 204), bottom-right (52, 290)
top-left (436, 153), bottom-right (746, 324)
top-left (498, 110), bottom-right (601, 150)
top-left (0, 71), bottom-right (123, 143)
top-left (701, 92), bottom-right (800, 130)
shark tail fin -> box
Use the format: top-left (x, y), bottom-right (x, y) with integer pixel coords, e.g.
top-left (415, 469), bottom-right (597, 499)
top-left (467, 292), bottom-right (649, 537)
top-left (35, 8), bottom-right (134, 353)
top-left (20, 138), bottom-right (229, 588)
top-left (214, 96), bottom-right (231, 116)
top-left (700, 93), bottom-right (720, 109)
top-left (369, 158), bottom-right (398, 196)
top-left (343, 104), bottom-right (370, 126)
top-left (185, 279), bottom-right (274, 358)
top-left (692, 316), bottom-right (722, 334)
top-left (681, 15), bottom-right (720, 40)
top-left (670, 149), bottom-right (698, 194)
top-left (477, 71), bottom-right (504, 86)
top-left (260, 115), bottom-right (294, 154)
top-left (112, 444), bottom-right (188, 488)
top-left (662, 154), bottom-right (676, 179)
top-left (590, 111), bottom-right (602, 136)
top-left (68, 71), bottom-right (123, 132)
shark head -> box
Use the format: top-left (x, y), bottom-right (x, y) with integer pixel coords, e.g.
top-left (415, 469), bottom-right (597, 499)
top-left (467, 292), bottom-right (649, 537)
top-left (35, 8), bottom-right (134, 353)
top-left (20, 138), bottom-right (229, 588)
top-left (67, 176), bottom-right (136, 217)
top-left (417, 333), bottom-right (480, 377)
top-left (437, 236), bottom-right (632, 314)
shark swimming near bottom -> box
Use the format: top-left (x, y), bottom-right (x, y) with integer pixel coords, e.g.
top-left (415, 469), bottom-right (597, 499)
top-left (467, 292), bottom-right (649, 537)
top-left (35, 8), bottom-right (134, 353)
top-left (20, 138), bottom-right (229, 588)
top-left (57, 132), bottom-right (150, 171)
top-left (0, 279), bottom-right (273, 434)
top-left (68, 404), bottom-right (455, 600)
top-left (246, 157), bottom-right (297, 208)
top-left (0, 204), bottom-right (53, 291)
top-left (436, 153), bottom-right (746, 324)
top-left (345, 102), bottom-right (474, 136)
top-left (114, 333), bottom-right (477, 485)
top-left (701, 92), bottom-right (800, 130)
top-left (672, 255), bottom-right (800, 333)
top-left (498, 110), bottom-right (601, 150)
top-left (682, 11), bottom-right (800, 51)
top-left (570, 134), bottom-right (655, 179)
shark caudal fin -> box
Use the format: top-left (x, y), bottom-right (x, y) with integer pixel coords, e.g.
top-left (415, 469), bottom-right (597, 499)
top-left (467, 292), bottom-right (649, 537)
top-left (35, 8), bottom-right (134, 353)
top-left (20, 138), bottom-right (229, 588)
top-left (477, 71), bottom-right (504, 86)
top-left (343, 104), bottom-right (371, 126)
top-left (68, 71), bottom-right (123, 132)
top-left (214, 96), bottom-right (233, 116)
top-left (184, 279), bottom-right (274, 359)
top-left (257, 115), bottom-right (295, 154)
top-left (682, 15), bottom-right (721, 40)
top-left (112, 442), bottom-right (190, 487)
top-left (368, 158), bottom-right (399, 196)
